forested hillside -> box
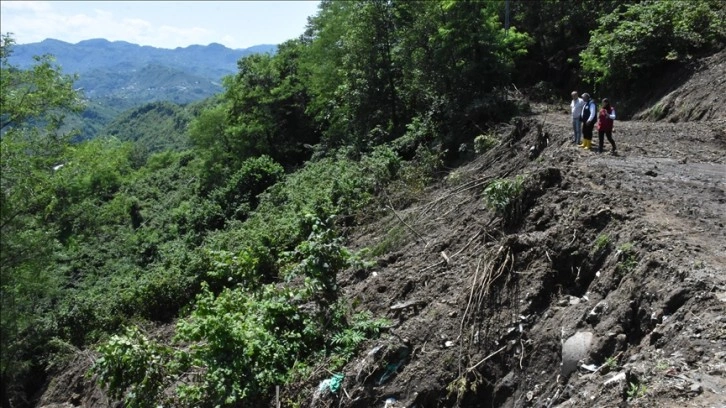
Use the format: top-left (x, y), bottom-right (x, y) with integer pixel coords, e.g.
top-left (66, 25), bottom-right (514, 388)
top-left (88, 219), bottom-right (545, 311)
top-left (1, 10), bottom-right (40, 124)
top-left (1, 1), bottom-right (724, 407)
top-left (7, 39), bottom-right (276, 140)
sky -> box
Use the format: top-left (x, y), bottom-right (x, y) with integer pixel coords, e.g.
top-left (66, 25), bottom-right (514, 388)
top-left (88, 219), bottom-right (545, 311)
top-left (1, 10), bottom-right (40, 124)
top-left (0, 1), bottom-right (322, 50)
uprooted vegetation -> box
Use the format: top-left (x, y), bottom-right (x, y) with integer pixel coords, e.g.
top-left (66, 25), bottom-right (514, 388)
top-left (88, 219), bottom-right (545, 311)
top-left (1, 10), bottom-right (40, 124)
top-left (36, 108), bottom-right (725, 408)
top-left (3, 2), bottom-right (725, 407)
top-left (293, 111), bottom-right (725, 407)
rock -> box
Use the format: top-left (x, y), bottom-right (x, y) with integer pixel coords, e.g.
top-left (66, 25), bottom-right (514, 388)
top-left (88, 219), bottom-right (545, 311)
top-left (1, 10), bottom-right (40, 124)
top-left (616, 333), bottom-right (627, 350)
top-left (384, 397), bottom-right (398, 407)
top-left (664, 287), bottom-right (690, 313)
top-left (586, 301), bottom-right (608, 324)
top-left (603, 371), bottom-right (626, 387)
top-left (444, 340), bottom-right (455, 348)
top-left (356, 345), bottom-right (384, 383)
top-left (562, 331), bottom-right (594, 377)
top-left (494, 371), bottom-right (517, 396)
top-left (689, 383), bottom-right (703, 393)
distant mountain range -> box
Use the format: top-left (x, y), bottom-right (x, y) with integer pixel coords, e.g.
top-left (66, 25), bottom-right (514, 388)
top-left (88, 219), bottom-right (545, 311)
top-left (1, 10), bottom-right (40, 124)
top-left (8, 38), bottom-right (277, 108)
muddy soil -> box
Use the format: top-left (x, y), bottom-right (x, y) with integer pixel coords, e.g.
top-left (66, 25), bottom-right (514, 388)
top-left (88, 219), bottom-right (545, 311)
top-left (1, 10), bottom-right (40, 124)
top-left (298, 108), bottom-right (725, 408)
top-left (633, 48), bottom-right (726, 123)
top-left (37, 53), bottom-right (726, 408)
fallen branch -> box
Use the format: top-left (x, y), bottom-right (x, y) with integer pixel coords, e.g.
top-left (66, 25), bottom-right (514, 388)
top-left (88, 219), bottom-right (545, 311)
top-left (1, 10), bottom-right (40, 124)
top-left (451, 230), bottom-right (482, 259)
top-left (568, 230), bottom-right (577, 246)
top-left (386, 195), bottom-right (428, 246)
top-left (467, 345), bottom-right (507, 372)
top-left (440, 251), bottom-right (451, 265)
top-left (460, 257), bottom-right (483, 337)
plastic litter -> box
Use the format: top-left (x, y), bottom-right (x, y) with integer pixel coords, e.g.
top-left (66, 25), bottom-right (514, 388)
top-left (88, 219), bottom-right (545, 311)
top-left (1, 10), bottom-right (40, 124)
top-left (318, 373), bottom-right (344, 394)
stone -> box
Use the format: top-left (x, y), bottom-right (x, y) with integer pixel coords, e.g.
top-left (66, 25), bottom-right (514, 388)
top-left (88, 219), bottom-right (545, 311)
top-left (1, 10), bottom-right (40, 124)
top-left (603, 371), bottom-right (626, 387)
top-left (586, 301), bottom-right (608, 324)
top-left (562, 331), bottom-right (594, 377)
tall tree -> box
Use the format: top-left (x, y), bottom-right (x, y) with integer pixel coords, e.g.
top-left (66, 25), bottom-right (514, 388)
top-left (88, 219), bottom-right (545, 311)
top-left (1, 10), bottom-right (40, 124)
top-left (303, 0), bottom-right (405, 149)
top-left (0, 33), bottom-right (83, 404)
top-left (191, 39), bottom-right (316, 192)
top-left (580, 0), bottom-right (726, 97)
top-left (303, 1), bottom-right (530, 155)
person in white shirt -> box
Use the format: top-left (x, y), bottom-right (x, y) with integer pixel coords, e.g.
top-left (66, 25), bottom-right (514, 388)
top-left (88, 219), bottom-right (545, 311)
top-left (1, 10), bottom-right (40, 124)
top-left (570, 91), bottom-right (585, 144)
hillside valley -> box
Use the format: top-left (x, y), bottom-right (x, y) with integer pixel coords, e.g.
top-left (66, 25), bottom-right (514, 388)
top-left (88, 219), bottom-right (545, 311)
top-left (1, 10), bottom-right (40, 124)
top-left (3, 2), bottom-right (725, 408)
top-left (8, 39), bottom-right (276, 139)
top-left (35, 48), bottom-right (726, 408)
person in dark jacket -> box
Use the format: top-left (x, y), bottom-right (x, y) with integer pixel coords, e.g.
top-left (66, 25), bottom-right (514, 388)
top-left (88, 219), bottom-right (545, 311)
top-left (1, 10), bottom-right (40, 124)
top-left (597, 98), bottom-right (617, 154)
top-left (579, 93), bottom-right (596, 150)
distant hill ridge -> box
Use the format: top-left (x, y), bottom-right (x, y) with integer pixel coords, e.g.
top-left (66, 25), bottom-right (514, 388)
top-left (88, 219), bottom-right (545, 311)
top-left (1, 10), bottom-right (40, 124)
top-left (9, 38), bottom-right (276, 77)
top-left (8, 38), bottom-right (277, 109)
top-left (7, 38), bottom-right (278, 140)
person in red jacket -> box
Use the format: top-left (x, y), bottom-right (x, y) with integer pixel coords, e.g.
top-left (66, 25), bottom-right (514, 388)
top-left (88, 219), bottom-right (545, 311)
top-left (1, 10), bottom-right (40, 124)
top-left (597, 98), bottom-right (617, 154)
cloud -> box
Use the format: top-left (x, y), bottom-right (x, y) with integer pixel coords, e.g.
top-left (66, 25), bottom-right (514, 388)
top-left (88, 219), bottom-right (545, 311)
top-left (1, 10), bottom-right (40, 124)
top-left (1, 1), bottom-right (321, 49)
top-left (1, 1), bottom-right (52, 12)
top-left (1, 3), bottom-right (214, 49)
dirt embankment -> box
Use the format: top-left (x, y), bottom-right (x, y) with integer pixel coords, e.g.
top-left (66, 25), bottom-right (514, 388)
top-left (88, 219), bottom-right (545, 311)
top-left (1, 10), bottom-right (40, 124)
top-left (302, 109), bottom-right (725, 408)
top-left (633, 48), bottom-right (726, 123)
top-left (36, 52), bottom-right (726, 408)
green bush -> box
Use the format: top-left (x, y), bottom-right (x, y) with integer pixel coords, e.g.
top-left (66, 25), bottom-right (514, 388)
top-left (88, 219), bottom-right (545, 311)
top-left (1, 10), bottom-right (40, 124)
top-left (474, 133), bottom-right (498, 154)
top-left (212, 155), bottom-right (284, 220)
top-left (483, 176), bottom-right (525, 219)
top-left (281, 215), bottom-right (351, 306)
top-left (173, 283), bottom-right (318, 407)
top-left (94, 326), bottom-right (176, 408)
top-left (581, 0), bottom-right (726, 94)
top-left (594, 234), bottom-right (610, 252)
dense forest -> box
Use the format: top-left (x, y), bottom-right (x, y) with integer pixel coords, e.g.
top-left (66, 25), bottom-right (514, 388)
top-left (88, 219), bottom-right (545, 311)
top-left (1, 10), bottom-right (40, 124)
top-left (1, 1), bottom-right (724, 407)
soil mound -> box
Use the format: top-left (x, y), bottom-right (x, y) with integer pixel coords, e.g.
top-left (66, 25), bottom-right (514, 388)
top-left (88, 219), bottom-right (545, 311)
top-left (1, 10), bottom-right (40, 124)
top-left (633, 48), bottom-right (726, 123)
top-left (300, 108), bottom-right (725, 407)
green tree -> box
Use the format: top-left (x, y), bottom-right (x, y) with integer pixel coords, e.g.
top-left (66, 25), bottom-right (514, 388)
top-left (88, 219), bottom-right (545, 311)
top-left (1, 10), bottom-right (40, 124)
top-left (580, 0), bottom-right (725, 96)
top-left (303, 0), bottom-right (403, 149)
top-left (303, 1), bottom-right (530, 157)
top-left (397, 0), bottom-right (530, 155)
top-left (0, 32), bottom-right (83, 403)
top-left (507, 0), bottom-right (628, 91)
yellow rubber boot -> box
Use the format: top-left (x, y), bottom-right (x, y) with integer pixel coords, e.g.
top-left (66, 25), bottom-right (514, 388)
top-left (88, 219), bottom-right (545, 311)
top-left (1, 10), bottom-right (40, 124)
top-left (581, 139), bottom-right (590, 149)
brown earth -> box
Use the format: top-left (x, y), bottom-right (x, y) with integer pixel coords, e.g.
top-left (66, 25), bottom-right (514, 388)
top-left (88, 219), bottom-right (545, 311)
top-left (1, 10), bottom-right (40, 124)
top-left (305, 109), bottom-right (725, 408)
top-left (37, 53), bottom-right (726, 408)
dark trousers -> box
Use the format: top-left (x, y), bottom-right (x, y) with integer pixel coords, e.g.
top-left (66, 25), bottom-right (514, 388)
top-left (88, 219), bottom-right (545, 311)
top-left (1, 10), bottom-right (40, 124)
top-left (582, 121), bottom-right (595, 141)
top-left (598, 130), bottom-right (616, 152)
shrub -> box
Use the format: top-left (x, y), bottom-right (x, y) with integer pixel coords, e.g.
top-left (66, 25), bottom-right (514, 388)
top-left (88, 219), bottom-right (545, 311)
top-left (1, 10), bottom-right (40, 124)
top-left (474, 133), bottom-right (498, 154)
top-left (615, 242), bottom-right (638, 275)
top-left (174, 284), bottom-right (317, 407)
top-left (212, 155), bottom-right (284, 220)
top-left (281, 215), bottom-right (351, 306)
top-left (594, 234), bottom-right (610, 252)
top-left (483, 175), bottom-right (525, 220)
top-left (580, 0), bottom-right (726, 95)
top-left (94, 326), bottom-right (176, 408)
